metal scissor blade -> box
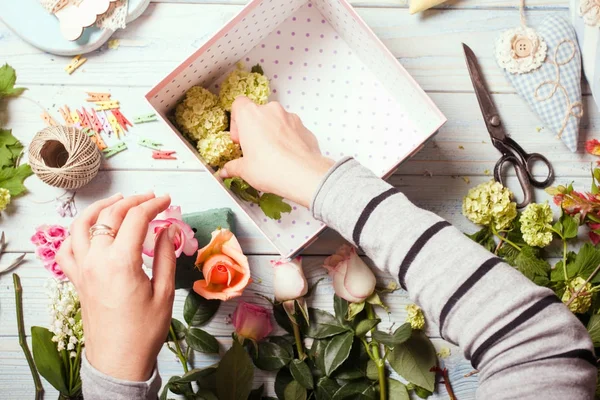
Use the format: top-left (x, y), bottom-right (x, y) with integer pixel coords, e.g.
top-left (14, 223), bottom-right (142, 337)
top-left (462, 43), bottom-right (506, 140)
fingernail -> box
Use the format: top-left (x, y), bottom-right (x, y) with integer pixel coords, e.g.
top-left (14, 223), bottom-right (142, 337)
top-left (167, 224), bottom-right (179, 240)
top-left (218, 168), bottom-right (228, 178)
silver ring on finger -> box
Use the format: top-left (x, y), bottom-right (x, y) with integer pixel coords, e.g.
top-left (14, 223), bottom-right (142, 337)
top-left (89, 224), bottom-right (117, 240)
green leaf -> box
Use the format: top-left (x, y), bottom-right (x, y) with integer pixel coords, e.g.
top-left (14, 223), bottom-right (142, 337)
top-left (0, 64), bottom-right (26, 98)
top-left (333, 295), bottom-right (349, 324)
top-left (248, 384), bottom-right (264, 400)
top-left (259, 193), bottom-right (292, 220)
top-left (324, 331), bottom-right (354, 376)
top-left (388, 331), bottom-right (436, 392)
top-left (289, 359), bottom-right (314, 389)
top-left (316, 377), bottom-right (341, 400)
top-left (355, 318), bottom-right (380, 337)
top-left (253, 341), bottom-right (292, 371)
top-left (196, 389), bottom-right (219, 400)
top-left (465, 227), bottom-right (496, 252)
top-left (197, 366), bottom-right (218, 390)
top-left (371, 323), bottom-right (412, 349)
top-left (388, 379), bottom-right (410, 400)
top-left (366, 360), bottom-right (378, 380)
top-left (186, 327), bottom-right (219, 353)
top-left (160, 376), bottom-right (182, 400)
top-left (184, 291), bottom-right (221, 326)
top-left (305, 309), bottom-right (350, 339)
top-left (274, 303), bottom-right (295, 334)
top-left (167, 318), bottom-right (187, 342)
top-left (587, 314), bottom-right (600, 347)
top-left (570, 243), bottom-right (600, 282)
top-left (331, 381), bottom-right (377, 400)
top-left (251, 64), bottom-right (265, 75)
top-left (560, 214), bottom-right (580, 239)
top-left (514, 246), bottom-right (550, 281)
top-left (551, 252), bottom-right (577, 282)
top-left (31, 326), bottom-right (69, 394)
top-left (223, 177), bottom-right (260, 204)
top-left (310, 338), bottom-right (329, 375)
top-left (0, 129), bottom-right (23, 169)
top-left (347, 302), bottom-right (365, 320)
top-left (216, 340), bottom-right (254, 400)
top-left (178, 366), bottom-right (218, 383)
top-left (275, 368), bottom-right (293, 400)
top-left (408, 384), bottom-right (433, 399)
top-left (0, 163), bottom-right (32, 196)
top-left (284, 381), bottom-right (307, 400)
top-left (269, 335), bottom-right (295, 358)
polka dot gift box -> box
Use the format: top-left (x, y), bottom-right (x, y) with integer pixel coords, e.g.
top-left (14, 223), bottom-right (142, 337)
top-left (146, 0), bottom-right (446, 258)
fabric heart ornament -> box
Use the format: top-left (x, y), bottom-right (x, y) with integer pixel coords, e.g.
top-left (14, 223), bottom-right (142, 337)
top-left (570, 0), bottom-right (600, 112)
top-left (496, 16), bottom-right (583, 152)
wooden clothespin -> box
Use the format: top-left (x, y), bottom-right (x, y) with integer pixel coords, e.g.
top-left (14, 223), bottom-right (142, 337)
top-left (41, 111), bottom-right (57, 126)
top-left (91, 133), bottom-right (107, 151)
top-left (111, 109), bottom-right (132, 132)
top-left (152, 150), bottom-right (177, 160)
top-left (97, 110), bottom-right (113, 136)
top-left (102, 142), bottom-right (127, 158)
top-left (95, 101), bottom-right (120, 111)
top-left (76, 109), bottom-right (91, 129)
top-left (134, 113), bottom-right (158, 124)
top-left (138, 138), bottom-right (163, 150)
top-left (81, 127), bottom-right (93, 136)
top-left (59, 105), bottom-right (74, 126)
top-left (70, 109), bottom-right (81, 128)
top-left (86, 92), bottom-right (111, 102)
top-left (88, 109), bottom-right (103, 134)
top-left (65, 55), bottom-right (87, 75)
top-left (107, 112), bottom-right (124, 139)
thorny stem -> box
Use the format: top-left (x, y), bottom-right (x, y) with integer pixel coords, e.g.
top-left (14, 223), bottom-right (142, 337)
top-left (13, 274), bottom-right (44, 400)
top-left (169, 325), bottom-right (189, 374)
top-left (365, 303), bottom-right (386, 400)
top-left (292, 322), bottom-right (307, 360)
top-left (566, 263), bottom-right (600, 307)
top-left (491, 226), bottom-right (521, 251)
top-left (432, 366), bottom-right (457, 400)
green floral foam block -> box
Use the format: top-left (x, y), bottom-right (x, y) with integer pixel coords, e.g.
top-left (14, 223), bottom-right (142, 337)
top-left (175, 208), bottom-right (235, 289)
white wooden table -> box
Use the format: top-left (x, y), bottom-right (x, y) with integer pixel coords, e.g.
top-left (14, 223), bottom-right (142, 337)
top-left (0, 0), bottom-right (595, 398)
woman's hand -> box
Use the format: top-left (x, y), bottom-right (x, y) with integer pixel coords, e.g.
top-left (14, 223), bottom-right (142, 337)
top-left (220, 97), bottom-right (334, 208)
top-left (56, 193), bottom-right (177, 382)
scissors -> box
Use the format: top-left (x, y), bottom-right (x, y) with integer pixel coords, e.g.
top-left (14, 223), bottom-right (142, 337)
top-left (462, 43), bottom-right (554, 208)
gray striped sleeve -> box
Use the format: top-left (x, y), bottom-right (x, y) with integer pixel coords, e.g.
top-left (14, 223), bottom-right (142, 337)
top-left (311, 158), bottom-right (597, 399)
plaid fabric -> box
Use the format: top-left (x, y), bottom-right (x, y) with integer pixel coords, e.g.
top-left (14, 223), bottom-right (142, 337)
top-left (502, 16), bottom-right (582, 153)
top-left (571, 0), bottom-right (600, 113)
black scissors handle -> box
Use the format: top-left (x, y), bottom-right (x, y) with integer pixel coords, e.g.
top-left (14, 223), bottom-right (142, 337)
top-left (494, 155), bottom-right (534, 208)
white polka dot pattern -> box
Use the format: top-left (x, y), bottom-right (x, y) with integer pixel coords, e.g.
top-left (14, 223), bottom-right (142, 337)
top-left (147, 0), bottom-right (446, 258)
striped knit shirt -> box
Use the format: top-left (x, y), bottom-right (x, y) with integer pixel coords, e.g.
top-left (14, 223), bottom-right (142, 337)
top-left (312, 157), bottom-right (597, 399)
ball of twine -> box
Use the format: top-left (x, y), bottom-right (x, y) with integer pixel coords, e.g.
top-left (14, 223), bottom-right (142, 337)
top-left (28, 125), bottom-right (101, 190)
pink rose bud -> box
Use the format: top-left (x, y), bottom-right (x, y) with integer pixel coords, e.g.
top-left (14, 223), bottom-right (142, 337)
top-left (45, 261), bottom-right (67, 281)
top-left (323, 245), bottom-right (376, 303)
top-left (232, 301), bottom-right (273, 342)
top-left (30, 230), bottom-right (49, 246)
top-left (45, 225), bottom-right (68, 242)
top-left (142, 206), bottom-right (198, 258)
top-left (36, 245), bottom-right (57, 264)
top-left (271, 257), bottom-right (308, 302)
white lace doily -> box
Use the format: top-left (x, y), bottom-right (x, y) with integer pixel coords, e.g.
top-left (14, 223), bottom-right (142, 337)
top-left (579, 0), bottom-right (600, 27)
top-left (496, 26), bottom-right (547, 74)
top-left (96, 0), bottom-right (128, 30)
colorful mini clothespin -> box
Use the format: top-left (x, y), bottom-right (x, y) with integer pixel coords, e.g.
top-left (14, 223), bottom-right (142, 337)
top-left (91, 132), bottom-right (108, 151)
top-left (81, 127), bottom-right (93, 136)
top-left (102, 142), bottom-right (127, 158)
top-left (97, 110), bottom-right (113, 136)
top-left (111, 109), bottom-right (132, 132)
top-left (152, 150), bottom-right (177, 160)
top-left (59, 105), bottom-right (74, 126)
top-left (70, 109), bottom-right (81, 128)
top-left (86, 92), bottom-right (111, 102)
top-left (41, 111), bottom-right (57, 126)
top-left (76, 109), bottom-right (91, 129)
top-left (88, 109), bottom-right (103, 134)
top-left (65, 55), bottom-right (87, 75)
top-left (134, 113), bottom-right (158, 124)
top-left (107, 112), bottom-right (124, 139)
top-left (95, 101), bottom-right (120, 111)
top-left (138, 138), bottom-right (163, 150)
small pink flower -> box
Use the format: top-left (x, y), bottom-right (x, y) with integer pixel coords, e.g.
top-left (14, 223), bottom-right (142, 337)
top-left (36, 245), bottom-right (56, 264)
top-left (232, 302), bottom-right (273, 342)
top-left (323, 245), bottom-right (377, 303)
top-left (30, 230), bottom-right (48, 246)
top-left (45, 261), bottom-right (67, 280)
top-left (142, 206), bottom-right (198, 258)
top-left (45, 225), bottom-right (68, 242)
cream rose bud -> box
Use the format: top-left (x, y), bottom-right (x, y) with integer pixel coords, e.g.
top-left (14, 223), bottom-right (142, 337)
top-left (323, 245), bottom-right (377, 303)
top-left (271, 257), bottom-right (309, 302)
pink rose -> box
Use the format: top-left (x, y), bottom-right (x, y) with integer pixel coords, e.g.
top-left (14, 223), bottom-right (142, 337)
top-left (323, 245), bottom-right (376, 303)
top-left (45, 261), bottom-right (67, 281)
top-left (36, 245), bottom-right (57, 264)
top-left (30, 230), bottom-right (48, 246)
top-left (193, 229), bottom-right (251, 301)
top-left (45, 225), bottom-right (68, 242)
top-left (271, 257), bottom-right (308, 302)
top-left (142, 206), bottom-right (198, 258)
top-left (232, 302), bottom-right (273, 342)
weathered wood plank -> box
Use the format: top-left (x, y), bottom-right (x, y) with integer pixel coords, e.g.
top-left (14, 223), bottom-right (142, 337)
top-left (0, 5), bottom-right (581, 94)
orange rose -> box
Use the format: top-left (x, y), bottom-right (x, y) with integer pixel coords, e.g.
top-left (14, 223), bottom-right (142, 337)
top-left (193, 229), bottom-right (251, 301)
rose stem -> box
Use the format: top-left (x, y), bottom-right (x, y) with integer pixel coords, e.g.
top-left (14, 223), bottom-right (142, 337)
top-left (169, 324), bottom-right (189, 373)
top-left (365, 303), bottom-right (386, 400)
top-left (432, 366), bottom-right (457, 400)
top-left (13, 274), bottom-right (44, 400)
top-left (292, 322), bottom-right (307, 360)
